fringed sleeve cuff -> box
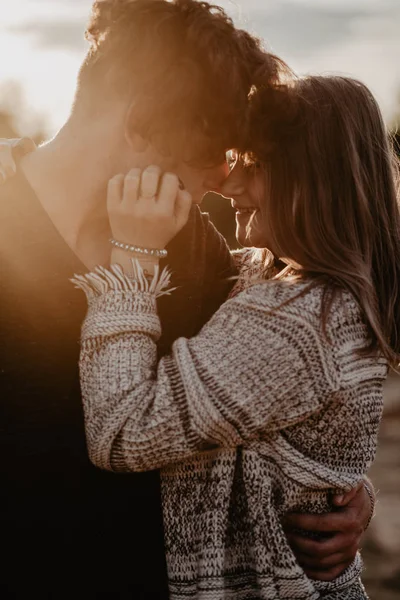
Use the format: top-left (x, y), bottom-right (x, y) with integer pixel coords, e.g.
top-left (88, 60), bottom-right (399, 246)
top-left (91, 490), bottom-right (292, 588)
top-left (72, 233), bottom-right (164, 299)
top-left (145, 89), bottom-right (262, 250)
top-left (71, 260), bottom-right (174, 342)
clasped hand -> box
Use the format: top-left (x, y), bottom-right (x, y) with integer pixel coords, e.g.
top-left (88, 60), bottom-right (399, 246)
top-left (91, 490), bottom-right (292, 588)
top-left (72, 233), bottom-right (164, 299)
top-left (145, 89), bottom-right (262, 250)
top-left (108, 165), bottom-right (192, 255)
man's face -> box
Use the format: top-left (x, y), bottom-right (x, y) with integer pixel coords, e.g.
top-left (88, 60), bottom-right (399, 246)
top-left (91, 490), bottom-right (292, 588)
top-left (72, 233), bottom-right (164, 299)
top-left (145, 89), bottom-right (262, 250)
top-left (173, 160), bottom-right (230, 204)
top-left (121, 133), bottom-right (230, 205)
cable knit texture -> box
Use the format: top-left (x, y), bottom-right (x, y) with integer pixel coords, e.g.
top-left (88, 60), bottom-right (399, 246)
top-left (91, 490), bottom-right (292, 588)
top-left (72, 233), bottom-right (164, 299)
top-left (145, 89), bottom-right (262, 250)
top-left (74, 251), bottom-right (387, 600)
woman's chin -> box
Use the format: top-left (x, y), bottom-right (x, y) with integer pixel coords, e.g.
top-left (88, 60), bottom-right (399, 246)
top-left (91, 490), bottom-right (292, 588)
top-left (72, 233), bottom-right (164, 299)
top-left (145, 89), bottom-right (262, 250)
top-left (236, 228), bottom-right (250, 247)
top-left (236, 226), bottom-right (263, 249)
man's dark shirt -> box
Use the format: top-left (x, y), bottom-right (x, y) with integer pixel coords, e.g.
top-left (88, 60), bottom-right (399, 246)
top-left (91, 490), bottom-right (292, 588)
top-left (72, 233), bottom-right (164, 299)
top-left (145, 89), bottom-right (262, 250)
top-left (0, 172), bottom-right (235, 599)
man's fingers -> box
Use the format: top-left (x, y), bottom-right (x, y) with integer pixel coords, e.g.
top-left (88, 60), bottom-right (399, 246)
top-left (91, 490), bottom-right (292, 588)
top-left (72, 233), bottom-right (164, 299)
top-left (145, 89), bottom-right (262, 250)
top-left (2, 160), bottom-right (16, 178)
top-left (301, 562), bottom-right (352, 582)
top-left (286, 531), bottom-right (356, 559)
top-left (0, 138), bottom-right (36, 184)
top-left (107, 174), bottom-right (125, 211)
top-left (140, 165), bottom-right (161, 200)
top-left (282, 511), bottom-right (346, 533)
top-left (0, 145), bottom-right (16, 180)
top-left (332, 482), bottom-right (363, 507)
top-left (296, 552), bottom-right (346, 571)
top-left (291, 546), bottom-right (358, 570)
top-left (13, 137), bottom-right (37, 159)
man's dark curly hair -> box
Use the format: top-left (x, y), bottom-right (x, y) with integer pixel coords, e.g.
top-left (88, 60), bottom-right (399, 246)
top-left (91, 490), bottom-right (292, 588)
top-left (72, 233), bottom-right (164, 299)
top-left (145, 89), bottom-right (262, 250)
top-left (78, 0), bottom-right (285, 166)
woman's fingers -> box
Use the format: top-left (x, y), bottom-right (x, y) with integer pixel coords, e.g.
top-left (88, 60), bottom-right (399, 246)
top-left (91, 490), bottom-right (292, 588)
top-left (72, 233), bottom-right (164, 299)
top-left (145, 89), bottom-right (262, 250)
top-left (123, 168), bottom-right (141, 206)
top-left (140, 165), bottom-right (162, 200)
top-left (107, 174), bottom-right (125, 211)
top-left (107, 165), bottom-right (192, 252)
top-left (157, 172), bottom-right (179, 214)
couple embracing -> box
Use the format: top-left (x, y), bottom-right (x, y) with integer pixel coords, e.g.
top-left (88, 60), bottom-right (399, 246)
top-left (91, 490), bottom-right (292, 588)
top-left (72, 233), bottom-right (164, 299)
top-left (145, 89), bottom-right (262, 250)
top-left (1, 1), bottom-right (399, 599)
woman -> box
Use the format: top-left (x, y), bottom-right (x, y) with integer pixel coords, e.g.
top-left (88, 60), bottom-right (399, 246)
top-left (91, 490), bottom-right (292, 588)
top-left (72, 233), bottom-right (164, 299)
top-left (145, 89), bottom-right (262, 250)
top-left (69, 73), bottom-right (400, 599)
top-left (0, 80), bottom-right (390, 598)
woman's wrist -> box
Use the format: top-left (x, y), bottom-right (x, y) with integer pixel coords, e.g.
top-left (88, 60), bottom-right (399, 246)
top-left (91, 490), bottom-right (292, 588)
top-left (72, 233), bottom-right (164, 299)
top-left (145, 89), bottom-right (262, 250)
top-left (111, 248), bottom-right (159, 277)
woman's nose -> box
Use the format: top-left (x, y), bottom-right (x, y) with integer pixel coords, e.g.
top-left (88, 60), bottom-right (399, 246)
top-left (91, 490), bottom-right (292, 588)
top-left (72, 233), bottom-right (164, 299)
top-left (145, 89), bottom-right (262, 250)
top-left (204, 162), bottom-right (230, 194)
top-left (220, 166), bottom-right (246, 199)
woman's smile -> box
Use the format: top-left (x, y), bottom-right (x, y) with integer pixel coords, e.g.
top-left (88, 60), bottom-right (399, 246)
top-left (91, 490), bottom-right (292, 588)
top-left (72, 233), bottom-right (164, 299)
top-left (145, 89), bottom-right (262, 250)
top-left (231, 201), bottom-right (259, 216)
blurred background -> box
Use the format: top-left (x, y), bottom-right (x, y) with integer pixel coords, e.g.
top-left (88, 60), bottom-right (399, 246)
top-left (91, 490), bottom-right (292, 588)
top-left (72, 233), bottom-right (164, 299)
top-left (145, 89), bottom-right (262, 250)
top-left (1, 1), bottom-right (399, 598)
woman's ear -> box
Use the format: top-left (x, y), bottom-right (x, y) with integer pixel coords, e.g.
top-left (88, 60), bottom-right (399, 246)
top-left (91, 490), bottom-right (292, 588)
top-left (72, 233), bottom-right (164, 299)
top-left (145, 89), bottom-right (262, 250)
top-left (124, 101), bottom-right (149, 153)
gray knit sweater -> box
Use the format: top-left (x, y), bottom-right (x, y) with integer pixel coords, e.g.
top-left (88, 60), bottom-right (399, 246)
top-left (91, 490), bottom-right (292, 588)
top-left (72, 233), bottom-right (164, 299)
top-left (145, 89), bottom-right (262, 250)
top-left (74, 251), bottom-right (387, 600)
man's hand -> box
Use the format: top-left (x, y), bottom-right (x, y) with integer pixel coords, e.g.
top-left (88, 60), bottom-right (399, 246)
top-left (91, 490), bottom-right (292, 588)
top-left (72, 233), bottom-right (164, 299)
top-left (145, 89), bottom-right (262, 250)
top-left (282, 481), bottom-right (374, 581)
top-left (0, 137), bottom-right (36, 182)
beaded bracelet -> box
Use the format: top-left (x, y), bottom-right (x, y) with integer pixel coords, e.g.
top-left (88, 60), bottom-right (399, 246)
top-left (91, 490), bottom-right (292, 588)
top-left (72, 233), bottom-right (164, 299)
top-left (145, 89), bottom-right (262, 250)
top-left (363, 481), bottom-right (376, 531)
top-left (109, 238), bottom-right (168, 259)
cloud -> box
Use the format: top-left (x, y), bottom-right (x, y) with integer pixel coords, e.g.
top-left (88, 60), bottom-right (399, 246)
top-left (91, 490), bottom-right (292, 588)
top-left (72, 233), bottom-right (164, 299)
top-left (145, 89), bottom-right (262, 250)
top-left (1, 0), bottom-right (398, 131)
top-left (6, 0), bottom-right (398, 62)
top-left (9, 21), bottom-right (87, 53)
top-left (242, 2), bottom-right (388, 58)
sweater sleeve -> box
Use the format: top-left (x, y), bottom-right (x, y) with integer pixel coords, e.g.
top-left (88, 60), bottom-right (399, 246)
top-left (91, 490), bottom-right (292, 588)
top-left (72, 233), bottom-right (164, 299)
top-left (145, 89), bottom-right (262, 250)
top-left (74, 265), bottom-right (341, 473)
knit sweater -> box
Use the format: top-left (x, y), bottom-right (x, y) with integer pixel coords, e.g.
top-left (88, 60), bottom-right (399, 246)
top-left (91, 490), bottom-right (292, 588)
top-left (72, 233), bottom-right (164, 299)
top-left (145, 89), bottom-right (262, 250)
top-left (74, 251), bottom-right (387, 600)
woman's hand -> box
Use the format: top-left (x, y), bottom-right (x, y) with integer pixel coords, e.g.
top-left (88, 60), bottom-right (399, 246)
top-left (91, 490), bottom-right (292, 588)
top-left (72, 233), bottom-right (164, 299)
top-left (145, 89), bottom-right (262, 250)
top-left (282, 481), bottom-right (374, 581)
top-left (107, 165), bottom-right (192, 275)
top-left (0, 137), bottom-right (36, 182)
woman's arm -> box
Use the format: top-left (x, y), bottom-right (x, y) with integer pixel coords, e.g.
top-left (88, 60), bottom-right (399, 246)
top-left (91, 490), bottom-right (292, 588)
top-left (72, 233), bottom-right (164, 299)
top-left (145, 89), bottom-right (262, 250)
top-left (74, 166), bottom-right (359, 477)
top-left (75, 262), bottom-right (339, 473)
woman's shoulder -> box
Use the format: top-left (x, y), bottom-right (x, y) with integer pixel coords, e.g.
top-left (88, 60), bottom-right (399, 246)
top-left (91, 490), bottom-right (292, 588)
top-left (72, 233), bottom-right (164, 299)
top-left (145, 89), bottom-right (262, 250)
top-left (231, 280), bottom-right (374, 364)
top-left (231, 248), bottom-right (273, 273)
top-left (231, 248), bottom-right (257, 270)
top-left (223, 279), bottom-right (387, 387)
top-left (229, 248), bottom-right (278, 298)
top-left (232, 278), bottom-right (363, 330)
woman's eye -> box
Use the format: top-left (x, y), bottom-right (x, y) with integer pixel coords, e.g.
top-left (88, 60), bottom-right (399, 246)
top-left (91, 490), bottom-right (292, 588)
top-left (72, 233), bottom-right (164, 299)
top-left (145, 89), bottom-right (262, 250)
top-left (244, 160), bottom-right (262, 171)
top-left (226, 151), bottom-right (238, 170)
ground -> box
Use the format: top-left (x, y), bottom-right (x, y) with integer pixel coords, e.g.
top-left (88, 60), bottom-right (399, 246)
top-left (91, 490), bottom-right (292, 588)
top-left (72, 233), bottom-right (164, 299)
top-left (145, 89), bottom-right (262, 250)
top-left (363, 373), bottom-right (400, 599)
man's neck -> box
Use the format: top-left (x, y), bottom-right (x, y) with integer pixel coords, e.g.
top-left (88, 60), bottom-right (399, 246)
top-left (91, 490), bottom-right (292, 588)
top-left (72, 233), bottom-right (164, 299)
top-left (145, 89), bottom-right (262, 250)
top-left (20, 120), bottom-right (120, 270)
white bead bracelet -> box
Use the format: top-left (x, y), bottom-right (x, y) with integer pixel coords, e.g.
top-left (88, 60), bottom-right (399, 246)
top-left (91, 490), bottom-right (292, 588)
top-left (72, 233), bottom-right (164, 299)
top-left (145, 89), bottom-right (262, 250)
top-left (109, 238), bottom-right (168, 259)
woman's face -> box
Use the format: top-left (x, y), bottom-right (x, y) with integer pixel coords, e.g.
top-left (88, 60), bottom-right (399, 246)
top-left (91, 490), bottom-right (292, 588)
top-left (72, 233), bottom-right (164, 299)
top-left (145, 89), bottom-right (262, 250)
top-left (221, 155), bottom-right (267, 248)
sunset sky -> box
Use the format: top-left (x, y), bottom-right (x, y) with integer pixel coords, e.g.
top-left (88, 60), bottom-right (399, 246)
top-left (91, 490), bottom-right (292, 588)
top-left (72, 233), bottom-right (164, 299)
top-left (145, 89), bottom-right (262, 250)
top-left (1, 0), bottom-right (399, 135)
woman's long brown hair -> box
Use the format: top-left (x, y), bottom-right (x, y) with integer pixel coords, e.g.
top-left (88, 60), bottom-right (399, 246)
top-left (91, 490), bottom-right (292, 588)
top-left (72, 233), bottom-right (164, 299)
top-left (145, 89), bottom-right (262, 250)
top-left (245, 74), bottom-right (400, 366)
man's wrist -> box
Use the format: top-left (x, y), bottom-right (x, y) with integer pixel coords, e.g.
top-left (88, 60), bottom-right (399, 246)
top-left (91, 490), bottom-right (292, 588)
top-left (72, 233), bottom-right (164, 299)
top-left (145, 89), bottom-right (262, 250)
top-left (363, 477), bottom-right (376, 531)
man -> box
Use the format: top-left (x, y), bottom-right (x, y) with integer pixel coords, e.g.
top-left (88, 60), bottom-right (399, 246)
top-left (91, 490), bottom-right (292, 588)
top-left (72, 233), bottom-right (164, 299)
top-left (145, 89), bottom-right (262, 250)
top-left (0, 1), bottom-right (372, 598)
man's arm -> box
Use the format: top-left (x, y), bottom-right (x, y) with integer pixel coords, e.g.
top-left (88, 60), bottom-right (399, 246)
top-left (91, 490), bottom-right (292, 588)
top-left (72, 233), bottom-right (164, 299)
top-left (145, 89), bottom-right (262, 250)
top-left (157, 206), bottom-right (236, 357)
top-left (0, 138), bottom-right (36, 182)
top-left (282, 479), bottom-right (375, 580)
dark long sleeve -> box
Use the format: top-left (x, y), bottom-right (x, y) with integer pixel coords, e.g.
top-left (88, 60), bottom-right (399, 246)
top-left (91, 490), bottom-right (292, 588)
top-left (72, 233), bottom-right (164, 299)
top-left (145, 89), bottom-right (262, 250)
top-left (157, 205), bottom-right (237, 357)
